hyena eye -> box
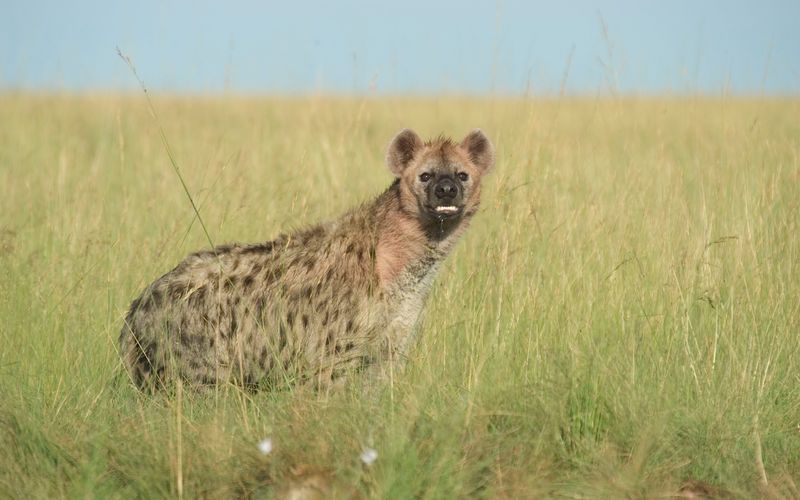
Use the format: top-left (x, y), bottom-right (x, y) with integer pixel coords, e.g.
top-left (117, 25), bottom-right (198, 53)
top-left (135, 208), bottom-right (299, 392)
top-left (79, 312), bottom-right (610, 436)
top-left (419, 173), bottom-right (432, 182)
top-left (457, 172), bottom-right (469, 182)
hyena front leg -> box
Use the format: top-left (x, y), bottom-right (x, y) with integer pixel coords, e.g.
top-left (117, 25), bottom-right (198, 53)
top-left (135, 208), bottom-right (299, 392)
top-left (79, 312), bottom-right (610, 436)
top-left (362, 320), bottom-right (420, 390)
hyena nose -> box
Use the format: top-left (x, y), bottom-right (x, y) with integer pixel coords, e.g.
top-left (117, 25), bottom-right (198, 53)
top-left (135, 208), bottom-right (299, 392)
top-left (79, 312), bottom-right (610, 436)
top-left (434, 178), bottom-right (459, 200)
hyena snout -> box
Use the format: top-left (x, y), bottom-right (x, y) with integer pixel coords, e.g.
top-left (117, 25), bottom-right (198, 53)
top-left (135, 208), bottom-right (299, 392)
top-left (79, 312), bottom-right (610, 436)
top-left (428, 176), bottom-right (464, 218)
top-left (433, 177), bottom-right (460, 201)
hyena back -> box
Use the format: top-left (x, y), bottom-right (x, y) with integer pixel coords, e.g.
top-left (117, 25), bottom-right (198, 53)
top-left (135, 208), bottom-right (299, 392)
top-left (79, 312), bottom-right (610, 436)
top-left (119, 129), bottom-right (494, 390)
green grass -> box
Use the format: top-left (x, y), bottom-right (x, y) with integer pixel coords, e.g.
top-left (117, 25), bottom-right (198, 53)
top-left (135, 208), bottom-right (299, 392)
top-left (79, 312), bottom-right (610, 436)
top-left (1, 94), bottom-right (799, 498)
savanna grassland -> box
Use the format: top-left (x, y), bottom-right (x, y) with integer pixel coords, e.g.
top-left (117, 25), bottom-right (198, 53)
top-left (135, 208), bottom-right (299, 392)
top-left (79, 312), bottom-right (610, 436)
top-left (0, 94), bottom-right (798, 498)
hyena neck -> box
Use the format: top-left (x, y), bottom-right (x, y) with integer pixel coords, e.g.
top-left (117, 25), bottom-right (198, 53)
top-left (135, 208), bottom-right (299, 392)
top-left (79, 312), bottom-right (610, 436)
top-left (373, 181), bottom-right (472, 291)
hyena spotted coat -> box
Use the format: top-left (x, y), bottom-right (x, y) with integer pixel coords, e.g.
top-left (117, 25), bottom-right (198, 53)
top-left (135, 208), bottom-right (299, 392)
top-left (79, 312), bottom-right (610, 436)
top-left (120, 129), bottom-right (494, 390)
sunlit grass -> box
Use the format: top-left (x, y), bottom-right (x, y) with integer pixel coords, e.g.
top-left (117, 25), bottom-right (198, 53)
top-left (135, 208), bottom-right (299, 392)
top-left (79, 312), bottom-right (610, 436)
top-left (1, 94), bottom-right (798, 497)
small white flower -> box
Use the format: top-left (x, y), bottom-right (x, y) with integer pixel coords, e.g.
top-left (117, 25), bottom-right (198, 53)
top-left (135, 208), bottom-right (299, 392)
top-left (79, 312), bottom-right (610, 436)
top-left (257, 438), bottom-right (273, 455)
top-left (360, 447), bottom-right (378, 465)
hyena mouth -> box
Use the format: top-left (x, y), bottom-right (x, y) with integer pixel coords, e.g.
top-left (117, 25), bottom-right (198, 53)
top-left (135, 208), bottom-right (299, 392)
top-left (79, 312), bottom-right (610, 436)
top-left (434, 206), bottom-right (459, 215)
top-left (428, 204), bottom-right (463, 220)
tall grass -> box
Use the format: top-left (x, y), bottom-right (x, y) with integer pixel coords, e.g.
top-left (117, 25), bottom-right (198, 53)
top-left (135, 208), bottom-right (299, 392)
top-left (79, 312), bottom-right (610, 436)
top-left (0, 94), bottom-right (798, 497)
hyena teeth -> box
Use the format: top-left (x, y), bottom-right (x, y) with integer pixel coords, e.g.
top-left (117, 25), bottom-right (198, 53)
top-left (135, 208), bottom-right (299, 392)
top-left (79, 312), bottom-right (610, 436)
top-left (120, 128), bottom-right (495, 392)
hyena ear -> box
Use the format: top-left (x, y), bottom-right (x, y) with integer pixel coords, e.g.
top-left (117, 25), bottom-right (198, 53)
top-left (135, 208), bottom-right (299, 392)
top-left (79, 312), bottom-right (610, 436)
top-left (386, 128), bottom-right (424, 177)
top-left (460, 129), bottom-right (495, 174)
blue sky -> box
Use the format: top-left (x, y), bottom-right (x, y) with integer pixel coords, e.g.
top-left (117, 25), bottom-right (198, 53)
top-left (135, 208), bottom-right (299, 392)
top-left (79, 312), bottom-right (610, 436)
top-left (2, 1), bottom-right (798, 95)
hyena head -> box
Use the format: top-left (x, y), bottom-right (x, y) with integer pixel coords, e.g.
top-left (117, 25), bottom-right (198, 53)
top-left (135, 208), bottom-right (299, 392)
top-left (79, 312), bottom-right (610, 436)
top-left (386, 129), bottom-right (495, 237)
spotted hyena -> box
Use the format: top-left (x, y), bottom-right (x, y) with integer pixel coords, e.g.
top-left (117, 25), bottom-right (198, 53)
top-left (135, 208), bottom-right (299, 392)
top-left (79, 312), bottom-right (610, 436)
top-left (119, 129), bottom-right (494, 390)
